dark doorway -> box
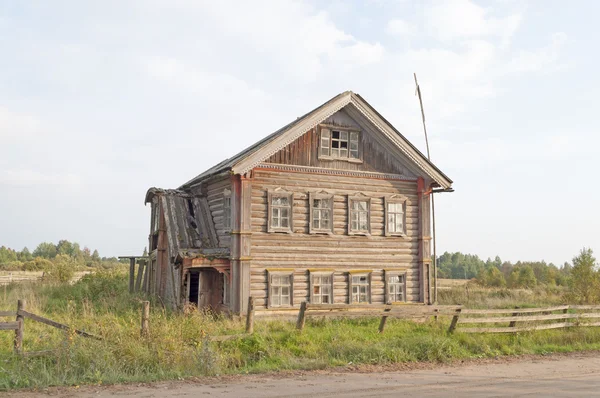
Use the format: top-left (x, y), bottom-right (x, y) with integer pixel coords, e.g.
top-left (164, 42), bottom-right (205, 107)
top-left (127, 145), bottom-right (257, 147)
top-left (188, 272), bottom-right (199, 305)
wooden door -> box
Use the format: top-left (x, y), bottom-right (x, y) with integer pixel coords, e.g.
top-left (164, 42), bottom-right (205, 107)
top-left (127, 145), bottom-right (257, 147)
top-left (198, 269), bottom-right (221, 311)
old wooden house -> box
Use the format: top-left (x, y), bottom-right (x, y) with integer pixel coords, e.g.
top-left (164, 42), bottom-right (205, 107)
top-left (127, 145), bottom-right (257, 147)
top-left (144, 91), bottom-right (453, 314)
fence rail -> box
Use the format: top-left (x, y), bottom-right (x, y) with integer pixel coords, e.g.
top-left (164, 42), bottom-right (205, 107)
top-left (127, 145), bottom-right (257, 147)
top-left (449, 305), bottom-right (600, 334)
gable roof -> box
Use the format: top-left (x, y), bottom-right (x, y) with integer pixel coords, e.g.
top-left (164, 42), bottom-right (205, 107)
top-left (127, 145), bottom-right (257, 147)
top-left (180, 91), bottom-right (453, 189)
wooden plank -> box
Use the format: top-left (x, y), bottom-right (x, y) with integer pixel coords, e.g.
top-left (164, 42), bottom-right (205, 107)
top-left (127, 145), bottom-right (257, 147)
top-left (570, 305), bottom-right (600, 310)
top-left (0, 311), bottom-right (15, 317)
top-left (306, 304), bottom-right (390, 311)
top-left (460, 306), bottom-right (569, 315)
top-left (461, 322), bottom-right (576, 334)
top-left (296, 301), bottom-right (307, 330)
top-left (458, 313), bottom-right (578, 324)
top-left (18, 310), bottom-right (102, 340)
top-left (245, 296), bottom-right (255, 334)
top-left (129, 258), bottom-right (135, 293)
top-left (0, 322), bottom-right (19, 330)
top-left (135, 262), bottom-right (145, 292)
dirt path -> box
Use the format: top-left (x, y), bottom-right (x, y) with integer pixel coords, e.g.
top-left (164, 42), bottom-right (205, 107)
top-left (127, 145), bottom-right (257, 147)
top-left (7, 352), bottom-right (600, 397)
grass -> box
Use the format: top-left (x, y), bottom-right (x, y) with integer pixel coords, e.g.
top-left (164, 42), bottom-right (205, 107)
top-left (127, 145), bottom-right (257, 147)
top-left (0, 272), bottom-right (598, 390)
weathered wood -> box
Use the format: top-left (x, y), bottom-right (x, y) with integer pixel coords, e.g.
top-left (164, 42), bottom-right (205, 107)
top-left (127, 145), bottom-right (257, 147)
top-left (460, 306), bottom-right (569, 315)
top-left (458, 313), bottom-right (581, 324)
top-left (379, 307), bottom-right (391, 333)
top-left (129, 258), bottom-right (135, 293)
top-left (17, 310), bottom-right (101, 340)
top-left (141, 301), bottom-right (150, 337)
top-left (461, 322), bottom-right (577, 334)
top-left (135, 261), bottom-right (145, 292)
top-left (0, 311), bottom-right (15, 317)
top-left (448, 308), bottom-right (462, 333)
top-left (509, 307), bottom-right (520, 328)
top-left (15, 300), bottom-right (25, 355)
top-left (0, 322), bottom-right (19, 330)
top-left (296, 301), bottom-right (307, 331)
top-left (245, 296), bottom-right (255, 334)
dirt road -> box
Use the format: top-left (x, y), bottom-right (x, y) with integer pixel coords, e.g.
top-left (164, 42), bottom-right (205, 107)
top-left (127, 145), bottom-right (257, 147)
top-left (8, 352), bottom-right (600, 397)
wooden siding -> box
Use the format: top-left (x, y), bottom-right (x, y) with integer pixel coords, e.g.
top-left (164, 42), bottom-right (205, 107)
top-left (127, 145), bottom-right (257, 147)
top-left (205, 177), bottom-right (232, 248)
top-left (263, 112), bottom-right (417, 178)
top-left (249, 168), bottom-right (422, 310)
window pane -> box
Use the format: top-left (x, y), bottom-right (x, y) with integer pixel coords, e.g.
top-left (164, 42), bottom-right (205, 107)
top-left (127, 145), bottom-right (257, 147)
top-left (281, 208), bottom-right (288, 218)
top-left (322, 130), bottom-right (330, 138)
top-left (281, 218), bottom-right (288, 228)
top-left (340, 131), bottom-right (348, 140)
top-left (340, 148), bottom-right (348, 158)
top-left (358, 201), bottom-right (367, 211)
top-left (321, 146), bottom-right (330, 156)
top-left (396, 218), bottom-right (403, 232)
top-left (332, 131), bottom-right (340, 139)
top-left (331, 148), bottom-right (339, 157)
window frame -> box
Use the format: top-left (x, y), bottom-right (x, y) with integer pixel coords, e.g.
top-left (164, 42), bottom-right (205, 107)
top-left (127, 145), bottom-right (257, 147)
top-left (267, 188), bottom-right (294, 234)
top-left (318, 126), bottom-right (362, 163)
top-left (309, 191), bottom-right (334, 234)
top-left (384, 195), bottom-right (408, 237)
top-left (223, 189), bottom-right (232, 232)
top-left (267, 270), bottom-right (294, 308)
top-left (309, 271), bottom-right (334, 304)
top-left (385, 270), bottom-right (407, 304)
top-left (348, 271), bottom-right (372, 304)
top-left (347, 194), bottom-right (371, 236)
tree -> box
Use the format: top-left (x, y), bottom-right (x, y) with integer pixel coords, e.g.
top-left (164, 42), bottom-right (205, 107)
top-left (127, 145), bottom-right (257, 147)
top-left (45, 254), bottom-right (75, 283)
top-left (518, 266), bottom-right (537, 288)
top-left (91, 249), bottom-right (100, 262)
top-left (33, 242), bottom-right (57, 259)
top-left (56, 240), bottom-right (74, 256)
top-left (18, 247), bottom-right (33, 262)
top-left (567, 248), bottom-right (599, 304)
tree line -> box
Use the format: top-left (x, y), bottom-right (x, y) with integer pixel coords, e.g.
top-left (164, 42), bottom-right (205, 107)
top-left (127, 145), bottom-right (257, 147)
top-left (437, 251), bottom-right (574, 288)
top-left (0, 240), bottom-right (126, 273)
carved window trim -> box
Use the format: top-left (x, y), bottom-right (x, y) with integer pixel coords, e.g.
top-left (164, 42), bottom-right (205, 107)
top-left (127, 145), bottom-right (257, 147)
top-left (348, 271), bottom-right (372, 304)
top-left (309, 191), bottom-right (334, 235)
top-left (223, 189), bottom-right (232, 232)
top-left (385, 195), bottom-right (408, 237)
top-left (318, 125), bottom-right (362, 163)
top-left (384, 270), bottom-right (407, 304)
top-left (267, 270), bottom-right (294, 308)
top-left (309, 271), bottom-right (334, 304)
top-left (348, 194), bottom-right (371, 236)
top-left (267, 188), bottom-right (293, 234)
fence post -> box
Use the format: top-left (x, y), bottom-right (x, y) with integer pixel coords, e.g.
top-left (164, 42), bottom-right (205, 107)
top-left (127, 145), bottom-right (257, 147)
top-left (129, 258), bottom-right (135, 293)
top-left (140, 301), bottom-right (150, 337)
top-left (296, 301), bottom-right (307, 331)
top-left (15, 299), bottom-right (25, 355)
top-left (378, 306), bottom-right (392, 333)
top-left (448, 308), bottom-right (461, 333)
top-left (245, 297), bottom-right (255, 334)
top-left (509, 306), bottom-right (520, 328)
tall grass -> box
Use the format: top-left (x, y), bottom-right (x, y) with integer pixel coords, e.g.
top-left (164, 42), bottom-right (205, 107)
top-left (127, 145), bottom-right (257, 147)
top-left (1, 272), bottom-right (599, 390)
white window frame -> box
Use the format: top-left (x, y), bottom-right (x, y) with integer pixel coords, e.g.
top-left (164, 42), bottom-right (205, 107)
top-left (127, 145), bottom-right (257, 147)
top-left (223, 189), bottom-right (232, 232)
top-left (348, 272), bottom-right (371, 304)
top-left (385, 195), bottom-right (407, 237)
top-left (267, 188), bottom-right (293, 233)
top-left (267, 271), bottom-right (294, 308)
top-left (309, 191), bottom-right (334, 234)
top-left (348, 194), bottom-right (371, 236)
top-left (318, 126), bottom-right (361, 162)
top-left (309, 272), bottom-right (334, 304)
top-left (385, 270), bottom-right (407, 304)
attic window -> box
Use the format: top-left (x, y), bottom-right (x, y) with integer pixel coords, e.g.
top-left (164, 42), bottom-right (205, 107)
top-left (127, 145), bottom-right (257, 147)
top-left (320, 127), bottom-right (360, 161)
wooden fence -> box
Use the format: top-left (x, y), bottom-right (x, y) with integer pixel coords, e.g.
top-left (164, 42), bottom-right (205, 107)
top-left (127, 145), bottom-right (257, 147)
top-left (448, 305), bottom-right (600, 334)
top-left (295, 302), bottom-right (462, 332)
top-left (0, 299), bottom-right (101, 356)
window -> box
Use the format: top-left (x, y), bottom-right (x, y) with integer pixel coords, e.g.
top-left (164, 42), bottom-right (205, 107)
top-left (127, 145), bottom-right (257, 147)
top-left (348, 195), bottom-right (371, 235)
top-left (319, 127), bottom-right (360, 160)
top-left (268, 272), bottom-right (293, 307)
top-left (349, 273), bottom-right (371, 304)
top-left (309, 192), bottom-right (334, 234)
top-left (267, 189), bottom-right (293, 233)
top-left (385, 196), bottom-right (407, 236)
top-left (310, 273), bottom-right (333, 304)
top-left (385, 271), bottom-right (406, 303)
top-left (223, 189), bottom-right (232, 231)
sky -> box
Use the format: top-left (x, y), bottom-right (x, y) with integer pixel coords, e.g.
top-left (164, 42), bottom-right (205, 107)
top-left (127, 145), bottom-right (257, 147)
top-left (1, 0), bottom-right (598, 265)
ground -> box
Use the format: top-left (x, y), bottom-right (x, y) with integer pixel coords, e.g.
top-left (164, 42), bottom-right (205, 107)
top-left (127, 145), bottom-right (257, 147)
top-left (7, 351), bottom-right (600, 397)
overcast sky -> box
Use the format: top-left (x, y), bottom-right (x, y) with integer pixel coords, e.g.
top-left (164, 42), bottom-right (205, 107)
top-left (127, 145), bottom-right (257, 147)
top-left (1, 0), bottom-right (598, 265)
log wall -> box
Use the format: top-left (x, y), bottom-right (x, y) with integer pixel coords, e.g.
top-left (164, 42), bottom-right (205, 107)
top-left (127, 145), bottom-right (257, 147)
top-left (249, 168), bottom-right (422, 310)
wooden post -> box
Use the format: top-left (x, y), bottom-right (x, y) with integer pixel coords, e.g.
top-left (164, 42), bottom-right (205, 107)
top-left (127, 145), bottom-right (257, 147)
top-left (378, 306), bottom-right (392, 333)
top-left (509, 306), bottom-right (520, 328)
top-left (129, 258), bottom-right (135, 293)
top-left (135, 261), bottom-right (145, 292)
top-left (448, 308), bottom-right (461, 334)
top-left (245, 296), bottom-right (255, 334)
top-left (296, 301), bottom-right (307, 331)
top-left (140, 301), bottom-right (150, 337)
top-left (15, 299), bottom-right (25, 355)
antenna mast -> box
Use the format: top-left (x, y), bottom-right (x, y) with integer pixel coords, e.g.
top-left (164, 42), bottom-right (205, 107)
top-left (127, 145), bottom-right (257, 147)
top-left (413, 73), bottom-right (438, 304)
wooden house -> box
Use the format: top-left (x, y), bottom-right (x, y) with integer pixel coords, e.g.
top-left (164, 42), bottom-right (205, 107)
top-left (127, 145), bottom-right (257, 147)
top-left (144, 91), bottom-right (453, 314)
